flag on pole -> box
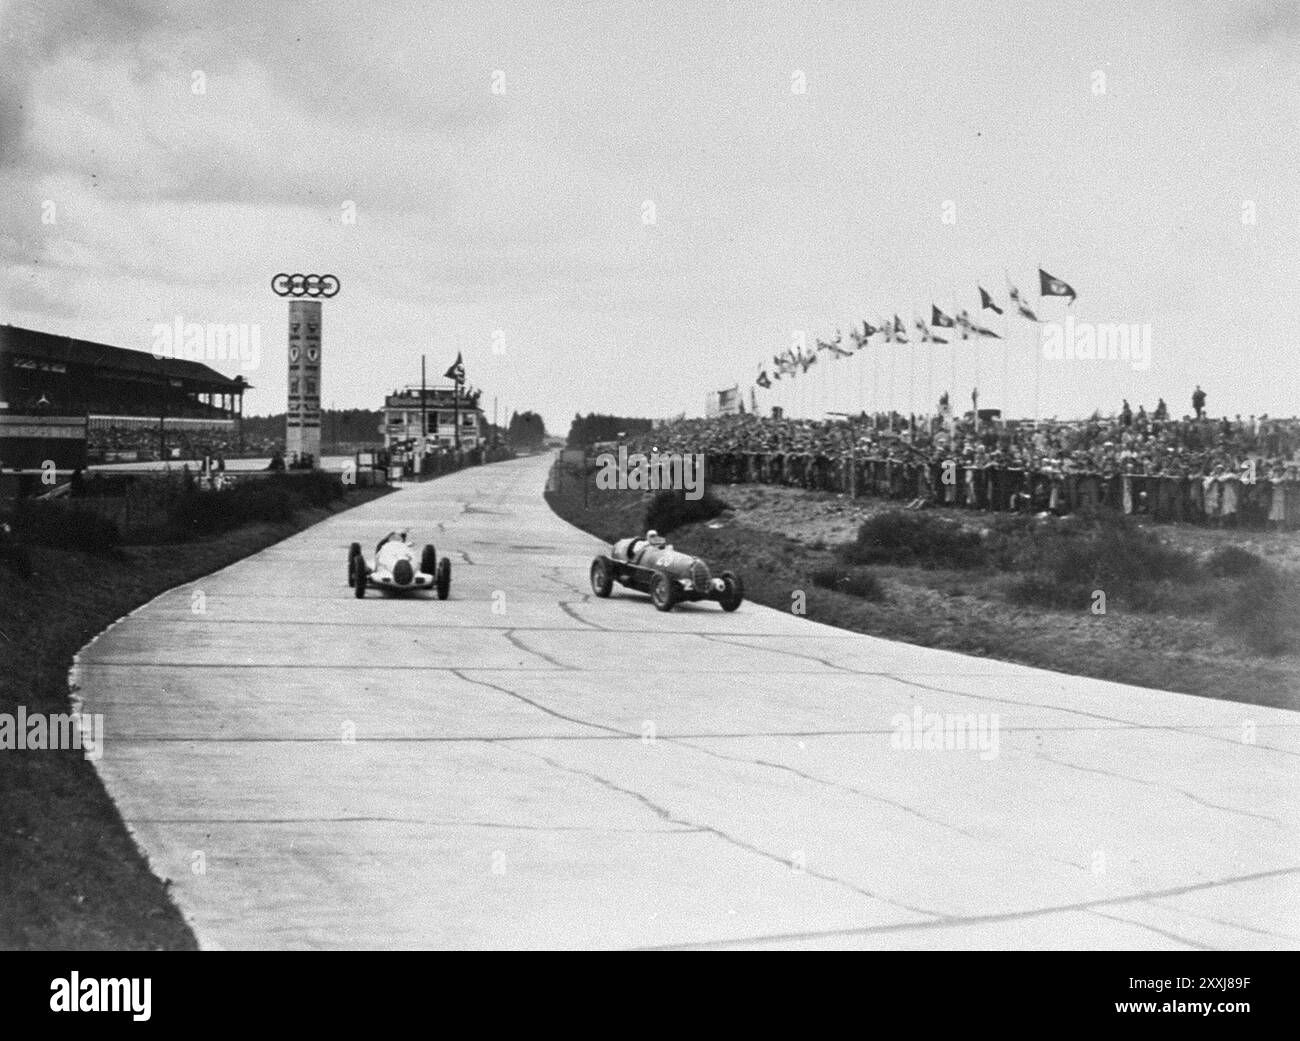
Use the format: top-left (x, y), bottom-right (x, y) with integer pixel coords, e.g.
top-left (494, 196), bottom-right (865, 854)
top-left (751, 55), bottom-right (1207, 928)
top-left (916, 317), bottom-right (947, 345)
top-left (444, 352), bottom-right (466, 381)
top-left (931, 305), bottom-right (956, 329)
top-left (892, 315), bottom-right (909, 343)
top-left (956, 309), bottom-right (973, 340)
top-left (826, 329), bottom-right (853, 358)
top-left (799, 348), bottom-right (817, 372)
top-left (979, 287), bottom-right (1003, 315)
top-left (1038, 268), bottom-right (1077, 304)
top-left (1007, 281), bottom-right (1039, 322)
top-left (756, 369), bottom-right (772, 389)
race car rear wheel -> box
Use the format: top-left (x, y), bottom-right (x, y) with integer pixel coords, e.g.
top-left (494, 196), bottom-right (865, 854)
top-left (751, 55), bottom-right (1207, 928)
top-left (651, 572), bottom-right (678, 612)
top-left (353, 559), bottom-right (367, 598)
top-left (435, 557), bottom-right (451, 600)
top-left (348, 542), bottom-right (362, 583)
top-left (590, 557), bottom-right (614, 597)
top-left (718, 571), bottom-right (744, 612)
top-left (421, 544), bottom-right (437, 576)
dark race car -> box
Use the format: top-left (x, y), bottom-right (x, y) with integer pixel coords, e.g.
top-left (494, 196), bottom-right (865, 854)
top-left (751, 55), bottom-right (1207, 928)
top-left (348, 531), bottom-right (450, 599)
top-left (589, 530), bottom-right (743, 612)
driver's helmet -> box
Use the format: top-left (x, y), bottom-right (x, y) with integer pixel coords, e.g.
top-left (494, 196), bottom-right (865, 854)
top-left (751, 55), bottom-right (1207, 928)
top-left (646, 529), bottom-right (666, 549)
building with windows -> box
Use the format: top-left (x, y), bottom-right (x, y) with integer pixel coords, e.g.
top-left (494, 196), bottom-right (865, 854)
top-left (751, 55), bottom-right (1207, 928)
top-left (381, 385), bottom-right (484, 451)
top-left (1, 324), bottom-right (249, 469)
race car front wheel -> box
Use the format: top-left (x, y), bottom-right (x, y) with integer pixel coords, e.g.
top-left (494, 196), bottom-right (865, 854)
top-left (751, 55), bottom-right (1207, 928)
top-left (353, 560), bottom-right (367, 598)
top-left (421, 544), bottom-right (437, 576)
top-left (435, 557), bottom-right (451, 600)
top-left (348, 542), bottom-right (362, 583)
top-left (718, 571), bottom-right (744, 612)
top-left (590, 557), bottom-right (614, 598)
top-left (651, 572), bottom-right (678, 612)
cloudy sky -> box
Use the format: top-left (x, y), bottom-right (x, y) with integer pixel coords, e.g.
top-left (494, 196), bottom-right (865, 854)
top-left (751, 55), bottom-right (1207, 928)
top-left (2, 0), bottom-right (1298, 425)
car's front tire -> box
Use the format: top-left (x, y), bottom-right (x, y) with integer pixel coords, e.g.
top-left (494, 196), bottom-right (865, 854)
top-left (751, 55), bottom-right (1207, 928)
top-left (348, 542), bottom-right (362, 583)
top-left (353, 558), bottom-right (367, 598)
top-left (421, 544), bottom-right (437, 576)
top-left (590, 557), bottom-right (614, 597)
top-left (718, 571), bottom-right (744, 612)
top-left (651, 572), bottom-right (678, 612)
top-left (435, 557), bottom-right (451, 600)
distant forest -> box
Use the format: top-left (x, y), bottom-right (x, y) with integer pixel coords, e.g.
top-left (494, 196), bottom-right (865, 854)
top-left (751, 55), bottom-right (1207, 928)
top-left (242, 408), bottom-right (385, 447)
top-left (566, 413), bottom-right (655, 448)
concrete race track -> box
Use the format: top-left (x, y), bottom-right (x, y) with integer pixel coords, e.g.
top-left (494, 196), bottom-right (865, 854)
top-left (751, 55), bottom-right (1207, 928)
top-left (72, 454), bottom-right (1300, 949)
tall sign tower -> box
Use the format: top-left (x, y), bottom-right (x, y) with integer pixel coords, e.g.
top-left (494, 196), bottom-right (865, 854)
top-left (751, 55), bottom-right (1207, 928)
top-left (286, 300), bottom-right (321, 464)
top-left (272, 273), bottom-right (338, 467)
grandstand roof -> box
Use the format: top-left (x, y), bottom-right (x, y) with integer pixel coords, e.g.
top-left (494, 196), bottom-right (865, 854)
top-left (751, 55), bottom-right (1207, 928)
top-left (0, 324), bottom-right (247, 391)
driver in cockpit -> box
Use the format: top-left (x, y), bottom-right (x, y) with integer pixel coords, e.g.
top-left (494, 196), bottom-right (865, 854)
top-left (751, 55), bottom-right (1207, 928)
top-left (376, 529), bottom-right (409, 556)
top-left (627, 529), bottom-right (667, 563)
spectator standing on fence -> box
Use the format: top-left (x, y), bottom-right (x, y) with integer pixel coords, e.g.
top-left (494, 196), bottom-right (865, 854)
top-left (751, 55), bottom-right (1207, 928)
top-left (1192, 385), bottom-right (1206, 419)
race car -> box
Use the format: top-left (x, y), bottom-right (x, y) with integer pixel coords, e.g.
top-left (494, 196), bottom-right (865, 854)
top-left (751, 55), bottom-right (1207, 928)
top-left (348, 531), bottom-right (450, 599)
top-left (589, 530), bottom-right (743, 612)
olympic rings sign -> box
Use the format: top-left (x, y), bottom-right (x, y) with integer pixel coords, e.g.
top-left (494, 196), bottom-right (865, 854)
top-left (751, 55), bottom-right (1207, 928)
top-left (272, 273), bottom-right (340, 298)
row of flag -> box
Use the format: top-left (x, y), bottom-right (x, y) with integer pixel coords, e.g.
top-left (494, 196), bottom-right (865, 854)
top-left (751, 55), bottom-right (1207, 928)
top-left (755, 268), bottom-right (1076, 388)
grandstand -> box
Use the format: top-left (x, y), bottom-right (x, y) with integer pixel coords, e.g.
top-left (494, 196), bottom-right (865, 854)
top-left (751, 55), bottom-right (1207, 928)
top-left (0, 324), bottom-right (250, 466)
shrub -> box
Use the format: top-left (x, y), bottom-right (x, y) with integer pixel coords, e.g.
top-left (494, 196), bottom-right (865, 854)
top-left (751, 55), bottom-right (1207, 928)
top-left (645, 489), bottom-right (729, 534)
top-left (1042, 515), bottom-right (1199, 590)
top-left (982, 513), bottom-right (1046, 571)
top-left (8, 499), bottom-right (121, 554)
top-left (841, 510), bottom-right (983, 569)
top-left (167, 482), bottom-right (304, 535)
top-left (810, 565), bottom-right (885, 601)
top-left (1004, 575), bottom-right (1094, 610)
top-left (1217, 567), bottom-right (1300, 655)
top-left (1206, 545), bottom-right (1266, 578)
top-left (1001, 511), bottom-right (1206, 613)
top-left (274, 471), bottom-right (345, 508)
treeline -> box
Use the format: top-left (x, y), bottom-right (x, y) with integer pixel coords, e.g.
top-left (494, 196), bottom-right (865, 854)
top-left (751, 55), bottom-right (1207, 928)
top-left (566, 413), bottom-right (655, 448)
top-left (508, 411), bottom-right (547, 447)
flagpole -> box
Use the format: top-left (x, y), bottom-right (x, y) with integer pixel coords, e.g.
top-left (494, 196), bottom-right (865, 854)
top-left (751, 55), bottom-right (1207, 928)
top-left (913, 317), bottom-right (921, 434)
top-left (893, 322), bottom-right (899, 433)
top-left (1002, 308), bottom-right (1010, 427)
top-left (1034, 311), bottom-right (1041, 430)
top-left (825, 342), bottom-right (832, 415)
top-left (856, 341), bottom-right (863, 417)
top-left (926, 328), bottom-right (933, 433)
top-left (881, 330), bottom-right (888, 430)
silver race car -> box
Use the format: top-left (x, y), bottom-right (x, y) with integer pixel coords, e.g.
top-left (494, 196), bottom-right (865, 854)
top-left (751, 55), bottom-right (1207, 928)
top-left (348, 531), bottom-right (450, 599)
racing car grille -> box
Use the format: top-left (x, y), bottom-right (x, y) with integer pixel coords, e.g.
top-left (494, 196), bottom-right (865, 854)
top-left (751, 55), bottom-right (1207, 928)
top-left (688, 559), bottom-right (711, 591)
top-left (392, 559), bottom-right (414, 586)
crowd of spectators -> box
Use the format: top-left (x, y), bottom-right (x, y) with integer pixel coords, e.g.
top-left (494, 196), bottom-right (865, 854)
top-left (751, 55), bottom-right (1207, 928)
top-left (625, 404), bottom-right (1300, 529)
top-left (88, 424), bottom-right (280, 463)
